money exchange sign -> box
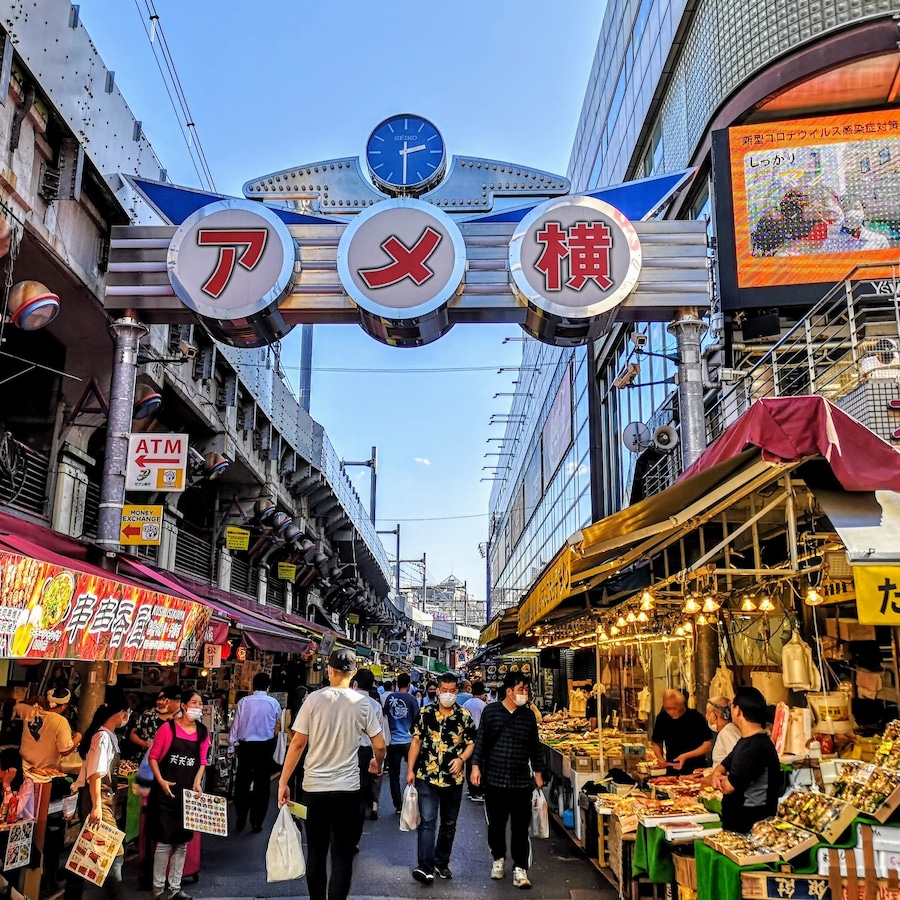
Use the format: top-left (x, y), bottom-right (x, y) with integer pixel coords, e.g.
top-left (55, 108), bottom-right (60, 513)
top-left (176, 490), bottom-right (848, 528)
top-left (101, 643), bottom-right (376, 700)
top-left (0, 551), bottom-right (211, 662)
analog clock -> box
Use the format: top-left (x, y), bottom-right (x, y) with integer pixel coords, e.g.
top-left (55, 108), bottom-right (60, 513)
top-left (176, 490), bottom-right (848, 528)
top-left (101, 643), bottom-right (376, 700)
top-left (365, 114), bottom-right (446, 195)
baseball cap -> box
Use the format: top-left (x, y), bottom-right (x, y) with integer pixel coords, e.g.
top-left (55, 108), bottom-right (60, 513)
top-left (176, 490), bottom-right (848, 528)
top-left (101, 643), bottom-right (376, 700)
top-left (328, 648), bottom-right (357, 672)
top-left (160, 685), bottom-right (181, 701)
top-left (47, 689), bottom-right (70, 708)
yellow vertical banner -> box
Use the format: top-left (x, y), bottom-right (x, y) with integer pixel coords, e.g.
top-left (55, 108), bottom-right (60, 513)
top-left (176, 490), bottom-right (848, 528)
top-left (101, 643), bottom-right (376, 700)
top-left (853, 565), bottom-right (900, 624)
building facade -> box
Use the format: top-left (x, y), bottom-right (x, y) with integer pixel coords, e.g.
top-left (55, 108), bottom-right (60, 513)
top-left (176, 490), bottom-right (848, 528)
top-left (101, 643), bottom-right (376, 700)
top-left (488, 0), bottom-right (900, 625)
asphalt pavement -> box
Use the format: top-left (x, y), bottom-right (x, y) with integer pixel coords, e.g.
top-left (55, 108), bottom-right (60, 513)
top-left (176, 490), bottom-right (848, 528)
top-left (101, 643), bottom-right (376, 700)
top-left (123, 778), bottom-right (617, 900)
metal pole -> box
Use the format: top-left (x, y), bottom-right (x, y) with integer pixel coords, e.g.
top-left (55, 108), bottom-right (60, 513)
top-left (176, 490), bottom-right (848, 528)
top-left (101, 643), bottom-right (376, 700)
top-left (485, 539), bottom-right (492, 623)
top-left (463, 580), bottom-right (467, 627)
top-left (667, 307), bottom-right (708, 469)
top-left (298, 324), bottom-right (313, 412)
top-left (395, 524), bottom-right (400, 596)
top-left (81, 315), bottom-right (147, 731)
top-left (422, 552), bottom-right (427, 610)
top-left (370, 445), bottom-right (377, 524)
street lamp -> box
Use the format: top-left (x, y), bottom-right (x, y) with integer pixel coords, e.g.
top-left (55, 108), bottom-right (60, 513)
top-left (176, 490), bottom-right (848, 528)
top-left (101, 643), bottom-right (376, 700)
top-left (341, 445), bottom-right (377, 523)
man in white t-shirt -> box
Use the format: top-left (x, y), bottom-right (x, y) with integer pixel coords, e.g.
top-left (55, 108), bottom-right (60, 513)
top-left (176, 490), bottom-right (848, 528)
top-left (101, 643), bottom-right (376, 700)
top-left (278, 648), bottom-right (386, 900)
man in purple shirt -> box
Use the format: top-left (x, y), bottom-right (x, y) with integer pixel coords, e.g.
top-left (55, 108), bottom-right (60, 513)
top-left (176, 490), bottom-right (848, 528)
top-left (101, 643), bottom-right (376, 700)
top-left (228, 671), bottom-right (281, 832)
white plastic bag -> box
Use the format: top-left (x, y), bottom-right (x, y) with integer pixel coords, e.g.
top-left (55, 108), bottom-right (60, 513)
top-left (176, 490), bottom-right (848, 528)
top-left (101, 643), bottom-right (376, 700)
top-left (266, 805), bottom-right (306, 882)
top-left (273, 731), bottom-right (288, 766)
top-left (530, 788), bottom-right (549, 839)
top-left (399, 784), bottom-right (420, 832)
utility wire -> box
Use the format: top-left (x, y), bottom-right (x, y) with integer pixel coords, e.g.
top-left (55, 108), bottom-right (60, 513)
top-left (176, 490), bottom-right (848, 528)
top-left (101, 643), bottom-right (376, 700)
top-left (131, 1), bottom-right (216, 192)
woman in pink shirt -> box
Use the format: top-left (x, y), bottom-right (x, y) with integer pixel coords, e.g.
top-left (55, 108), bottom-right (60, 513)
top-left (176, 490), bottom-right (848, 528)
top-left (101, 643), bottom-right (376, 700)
top-left (147, 690), bottom-right (209, 900)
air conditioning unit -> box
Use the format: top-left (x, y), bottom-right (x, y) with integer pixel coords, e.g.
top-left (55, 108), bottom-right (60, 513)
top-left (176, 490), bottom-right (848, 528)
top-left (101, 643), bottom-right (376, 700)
top-left (860, 338), bottom-right (900, 377)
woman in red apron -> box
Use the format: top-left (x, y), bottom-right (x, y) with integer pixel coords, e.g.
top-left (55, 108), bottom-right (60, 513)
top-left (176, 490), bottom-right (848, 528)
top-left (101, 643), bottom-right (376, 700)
top-left (147, 690), bottom-right (209, 900)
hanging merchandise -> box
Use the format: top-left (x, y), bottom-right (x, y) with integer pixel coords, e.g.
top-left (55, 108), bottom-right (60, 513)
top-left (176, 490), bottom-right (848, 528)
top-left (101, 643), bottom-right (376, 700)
top-left (781, 631), bottom-right (822, 692)
top-left (709, 664), bottom-right (734, 701)
top-left (751, 670), bottom-right (789, 705)
top-left (637, 686), bottom-right (652, 722)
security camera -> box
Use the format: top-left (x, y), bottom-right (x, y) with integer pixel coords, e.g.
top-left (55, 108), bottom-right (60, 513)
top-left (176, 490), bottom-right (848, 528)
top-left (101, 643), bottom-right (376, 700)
top-left (631, 332), bottom-right (648, 350)
top-left (178, 338), bottom-right (198, 359)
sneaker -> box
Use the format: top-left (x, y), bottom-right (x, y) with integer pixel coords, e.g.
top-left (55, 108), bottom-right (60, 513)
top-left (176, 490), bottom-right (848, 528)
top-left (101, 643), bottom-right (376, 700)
top-left (436, 865), bottom-right (452, 879)
top-left (490, 859), bottom-right (505, 880)
top-left (412, 867), bottom-right (434, 885)
top-left (513, 868), bottom-right (532, 889)
top-left (469, 794), bottom-right (485, 802)
top-left (169, 892), bottom-right (194, 900)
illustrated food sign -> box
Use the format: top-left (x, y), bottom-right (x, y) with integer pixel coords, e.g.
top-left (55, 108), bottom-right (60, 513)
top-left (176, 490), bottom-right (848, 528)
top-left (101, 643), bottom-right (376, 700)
top-left (728, 109), bottom-right (900, 289)
top-left (0, 551), bottom-right (212, 662)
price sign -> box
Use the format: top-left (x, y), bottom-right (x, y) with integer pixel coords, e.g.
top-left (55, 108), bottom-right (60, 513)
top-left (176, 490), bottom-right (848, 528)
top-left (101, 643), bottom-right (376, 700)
top-left (347, 613), bottom-right (359, 624)
top-left (853, 564), bottom-right (900, 624)
top-left (225, 527), bottom-right (250, 551)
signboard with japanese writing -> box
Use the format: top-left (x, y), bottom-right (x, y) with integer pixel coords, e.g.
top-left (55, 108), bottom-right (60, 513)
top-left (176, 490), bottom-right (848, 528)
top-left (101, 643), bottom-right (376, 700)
top-left (125, 434), bottom-right (188, 492)
top-left (225, 527), bottom-right (250, 551)
top-left (0, 551), bottom-right (211, 662)
top-left (509, 195), bottom-right (642, 323)
top-left (518, 548), bottom-right (573, 633)
top-left (542, 362), bottom-right (573, 482)
top-left (203, 643), bottom-right (222, 669)
top-left (65, 818), bottom-right (124, 886)
top-left (276, 562), bottom-right (296, 580)
top-left (727, 109), bottom-right (900, 291)
top-left (120, 505), bottom-right (163, 546)
top-left (853, 564), bottom-right (900, 624)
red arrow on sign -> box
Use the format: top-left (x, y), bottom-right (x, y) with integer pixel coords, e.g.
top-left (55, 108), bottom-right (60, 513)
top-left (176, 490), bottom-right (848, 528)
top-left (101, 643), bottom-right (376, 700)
top-left (134, 455), bottom-right (181, 468)
top-left (122, 524), bottom-right (142, 538)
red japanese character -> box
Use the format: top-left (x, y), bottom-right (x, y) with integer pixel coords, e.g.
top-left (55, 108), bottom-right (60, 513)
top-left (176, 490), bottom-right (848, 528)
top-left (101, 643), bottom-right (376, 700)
top-left (535, 222), bottom-right (569, 291)
top-left (566, 221), bottom-right (613, 290)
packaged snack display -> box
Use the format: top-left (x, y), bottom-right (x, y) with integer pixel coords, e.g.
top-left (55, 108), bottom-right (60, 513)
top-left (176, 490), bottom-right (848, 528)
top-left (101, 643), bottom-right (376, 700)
top-left (777, 791), bottom-right (857, 842)
top-left (832, 761), bottom-right (900, 820)
top-left (704, 830), bottom-right (779, 865)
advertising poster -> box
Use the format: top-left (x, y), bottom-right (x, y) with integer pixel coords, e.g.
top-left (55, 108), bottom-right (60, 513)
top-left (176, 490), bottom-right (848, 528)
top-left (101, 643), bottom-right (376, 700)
top-left (0, 551), bottom-right (211, 663)
top-left (728, 109), bottom-right (900, 289)
top-left (65, 819), bottom-right (124, 886)
top-left (542, 364), bottom-right (573, 481)
top-left (182, 790), bottom-right (229, 836)
top-left (3, 819), bottom-right (33, 871)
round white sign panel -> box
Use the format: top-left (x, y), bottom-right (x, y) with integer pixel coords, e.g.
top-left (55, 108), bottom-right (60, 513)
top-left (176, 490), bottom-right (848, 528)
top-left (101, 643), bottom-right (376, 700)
top-left (167, 199), bottom-right (296, 322)
top-left (337, 197), bottom-right (466, 320)
top-left (509, 195), bottom-right (642, 321)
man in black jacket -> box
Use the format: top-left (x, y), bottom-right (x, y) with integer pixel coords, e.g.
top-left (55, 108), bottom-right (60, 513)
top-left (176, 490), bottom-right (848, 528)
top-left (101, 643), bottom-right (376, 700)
top-left (471, 672), bottom-right (544, 889)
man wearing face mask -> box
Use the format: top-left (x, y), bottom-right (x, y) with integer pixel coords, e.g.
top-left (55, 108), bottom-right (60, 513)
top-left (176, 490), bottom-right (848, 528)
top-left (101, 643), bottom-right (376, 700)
top-left (470, 672), bottom-right (544, 889)
top-left (406, 673), bottom-right (476, 885)
top-left (706, 696), bottom-right (742, 767)
top-left (423, 680), bottom-right (439, 707)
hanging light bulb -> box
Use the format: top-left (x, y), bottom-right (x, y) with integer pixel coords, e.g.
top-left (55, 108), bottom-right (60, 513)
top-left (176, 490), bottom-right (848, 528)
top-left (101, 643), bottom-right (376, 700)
top-left (616, 616), bottom-right (627, 628)
top-left (683, 596), bottom-right (701, 615)
top-left (626, 611), bottom-right (637, 624)
top-left (675, 625), bottom-right (685, 637)
top-left (599, 630), bottom-right (608, 641)
top-left (683, 621), bottom-right (693, 634)
top-left (740, 595), bottom-right (757, 613)
top-left (805, 586), bottom-right (825, 607)
top-left (637, 610), bottom-right (649, 624)
top-left (701, 595), bottom-right (721, 614)
top-left (696, 613), bottom-right (709, 626)
top-left (610, 625), bottom-right (620, 636)
top-left (758, 595), bottom-right (776, 612)
top-left (640, 591), bottom-right (655, 611)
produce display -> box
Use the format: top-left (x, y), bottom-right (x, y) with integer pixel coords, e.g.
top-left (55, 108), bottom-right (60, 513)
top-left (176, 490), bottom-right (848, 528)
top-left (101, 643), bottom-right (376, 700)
top-left (832, 761), bottom-right (900, 815)
top-left (704, 819), bottom-right (817, 864)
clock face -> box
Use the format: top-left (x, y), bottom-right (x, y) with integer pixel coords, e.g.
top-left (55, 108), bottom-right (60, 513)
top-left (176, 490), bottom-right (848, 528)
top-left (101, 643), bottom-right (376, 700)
top-left (365, 115), bottom-right (446, 194)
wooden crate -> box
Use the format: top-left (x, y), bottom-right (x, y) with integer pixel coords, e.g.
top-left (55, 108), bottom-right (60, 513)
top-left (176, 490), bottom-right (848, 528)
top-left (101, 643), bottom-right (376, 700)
top-left (597, 810), bottom-right (611, 869)
top-left (744, 872), bottom-right (900, 899)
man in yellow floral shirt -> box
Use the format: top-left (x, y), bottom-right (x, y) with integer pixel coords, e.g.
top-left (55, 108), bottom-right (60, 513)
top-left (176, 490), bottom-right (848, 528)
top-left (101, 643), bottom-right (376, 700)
top-left (406, 672), bottom-right (476, 884)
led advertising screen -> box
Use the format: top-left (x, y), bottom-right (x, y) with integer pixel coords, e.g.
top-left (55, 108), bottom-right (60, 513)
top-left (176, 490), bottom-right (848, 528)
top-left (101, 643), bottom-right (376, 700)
top-left (727, 109), bottom-right (900, 291)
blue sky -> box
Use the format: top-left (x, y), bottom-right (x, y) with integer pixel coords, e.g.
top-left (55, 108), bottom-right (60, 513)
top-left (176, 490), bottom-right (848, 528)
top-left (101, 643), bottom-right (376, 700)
top-left (78, 1), bottom-right (603, 612)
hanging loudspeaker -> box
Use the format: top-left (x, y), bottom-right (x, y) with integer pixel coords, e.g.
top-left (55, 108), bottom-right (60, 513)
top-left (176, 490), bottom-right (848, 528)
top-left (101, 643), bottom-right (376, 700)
top-left (652, 425), bottom-right (679, 452)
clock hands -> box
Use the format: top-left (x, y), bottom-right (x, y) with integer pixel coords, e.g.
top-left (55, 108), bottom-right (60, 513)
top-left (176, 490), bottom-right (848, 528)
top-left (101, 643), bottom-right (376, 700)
top-left (399, 140), bottom-right (427, 185)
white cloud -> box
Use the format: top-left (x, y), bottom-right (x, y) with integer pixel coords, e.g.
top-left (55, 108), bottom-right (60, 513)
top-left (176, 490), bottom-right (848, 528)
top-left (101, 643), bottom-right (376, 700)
top-left (414, 457), bottom-right (431, 466)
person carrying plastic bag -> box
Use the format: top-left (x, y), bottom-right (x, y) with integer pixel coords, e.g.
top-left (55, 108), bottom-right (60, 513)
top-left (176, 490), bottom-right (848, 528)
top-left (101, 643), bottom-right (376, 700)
top-left (276, 649), bottom-right (386, 900)
top-left (267, 805), bottom-right (305, 882)
top-left (399, 783), bottom-right (419, 832)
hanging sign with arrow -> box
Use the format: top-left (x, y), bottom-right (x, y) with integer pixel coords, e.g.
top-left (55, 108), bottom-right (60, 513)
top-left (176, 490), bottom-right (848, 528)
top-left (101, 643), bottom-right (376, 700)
top-left (120, 505), bottom-right (163, 545)
top-left (126, 434), bottom-right (188, 492)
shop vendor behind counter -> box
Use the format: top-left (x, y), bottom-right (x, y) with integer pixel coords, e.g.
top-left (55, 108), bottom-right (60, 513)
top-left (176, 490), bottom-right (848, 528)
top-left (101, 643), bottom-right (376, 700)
top-left (650, 689), bottom-right (713, 774)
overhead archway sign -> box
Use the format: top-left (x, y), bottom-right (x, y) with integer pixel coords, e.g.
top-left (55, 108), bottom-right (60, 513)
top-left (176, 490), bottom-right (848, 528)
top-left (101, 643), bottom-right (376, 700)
top-left (107, 115), bottom-right (709, 348)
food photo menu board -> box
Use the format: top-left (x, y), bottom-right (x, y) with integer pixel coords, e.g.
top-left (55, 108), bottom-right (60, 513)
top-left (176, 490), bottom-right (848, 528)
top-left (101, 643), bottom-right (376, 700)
top-left (65, 819), bottom-right (124, 886)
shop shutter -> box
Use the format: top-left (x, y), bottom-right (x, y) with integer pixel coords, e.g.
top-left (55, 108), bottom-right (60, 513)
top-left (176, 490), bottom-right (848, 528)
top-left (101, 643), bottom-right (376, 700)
top-left (267, 573), bottom-right (286, 609)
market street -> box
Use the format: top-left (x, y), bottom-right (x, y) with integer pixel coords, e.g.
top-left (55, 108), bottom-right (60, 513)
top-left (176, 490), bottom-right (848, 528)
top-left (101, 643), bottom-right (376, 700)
top-left (124, 780), bottom-right (616, 900)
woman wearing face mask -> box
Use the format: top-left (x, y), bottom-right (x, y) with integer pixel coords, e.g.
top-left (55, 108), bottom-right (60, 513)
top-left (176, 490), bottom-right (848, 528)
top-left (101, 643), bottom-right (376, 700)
top-left (147, 690), bottom-right (209, 900)
top-left (64, 691), bottom-right (132, 900)
top-left (707, 696), bottom-right (742, 767)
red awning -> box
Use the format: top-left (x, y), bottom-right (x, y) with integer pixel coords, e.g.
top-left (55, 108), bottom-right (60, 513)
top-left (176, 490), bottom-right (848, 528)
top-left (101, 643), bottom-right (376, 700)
top-left (679, 396), bottom-right (900, 491)
top-left (120, 559), bottom-right (318, 655)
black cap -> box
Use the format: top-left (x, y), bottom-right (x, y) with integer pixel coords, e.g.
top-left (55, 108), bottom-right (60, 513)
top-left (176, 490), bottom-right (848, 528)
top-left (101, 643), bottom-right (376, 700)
top-left (328, 648), bottom-right (357, 672)
top-left (160, 685), bottom-right (181, 700)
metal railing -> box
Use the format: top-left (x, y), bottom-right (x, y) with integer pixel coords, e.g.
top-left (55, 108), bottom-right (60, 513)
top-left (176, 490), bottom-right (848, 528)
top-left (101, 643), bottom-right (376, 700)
top-left (707, 264), bottom-right (900, 444)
